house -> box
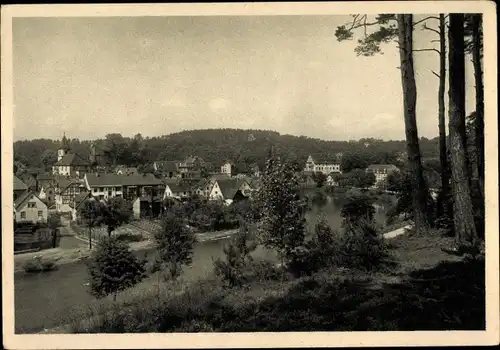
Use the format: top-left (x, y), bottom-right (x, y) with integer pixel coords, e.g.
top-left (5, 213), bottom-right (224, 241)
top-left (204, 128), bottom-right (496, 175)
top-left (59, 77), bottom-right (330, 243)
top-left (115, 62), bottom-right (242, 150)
top-left (220, 162), bottom-right (232, 177)
top-left (84, 173), bottom-right (164, 201)
top-left (163, 180), bottom-right (194, 200)
top-left (208, 178), bottom-right (252, 203)
top-left (14, 191), bottom-right (48, 223)
top-left (304, 154), bottom-right (343, 175)
top-left (366, 164), bottom-right (400, 187)
top-left (250, 164), bottom-right (261, 178)
top-left (191, 178), bottom-right (214, 198)
top-left (153, 161), bottom-right (180, 178)
top-left (51, 134), bottom-right (90, 177)
top-left (209, 178), bottom-right (251, 205)
top-left (14, 175), bottom-right (29, 201)
top-left (177, 156), bottom-right (207, 179)
top-left (114, 166), bottom-right (139, 176)
top-left (54, 178), bottom-right (87, 213)
top-left (69, 191), bottom-right (91, 221)
top-left (326, 173), bottom-right (340, 187)
top-left (132, 195), bottom-right (164, 219)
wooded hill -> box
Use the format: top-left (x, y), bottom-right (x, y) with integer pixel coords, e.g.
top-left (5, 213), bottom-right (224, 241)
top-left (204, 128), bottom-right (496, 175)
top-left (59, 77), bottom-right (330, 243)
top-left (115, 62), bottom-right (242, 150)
top-left (14, 128), bottom-right (441, 173)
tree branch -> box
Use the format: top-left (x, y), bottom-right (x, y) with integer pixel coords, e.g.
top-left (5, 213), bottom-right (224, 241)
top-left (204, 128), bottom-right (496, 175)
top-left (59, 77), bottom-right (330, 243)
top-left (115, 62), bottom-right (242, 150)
top-left (413, 16), bottom-right (440, 27)
top-left (422, 24), bottom-right (441, 35)
top-left (431, 70), bottom-right (440, 78)
top-left (422, 24), bottom-right (441, 36)
top-left (413, 48), bottom-right (441, 55)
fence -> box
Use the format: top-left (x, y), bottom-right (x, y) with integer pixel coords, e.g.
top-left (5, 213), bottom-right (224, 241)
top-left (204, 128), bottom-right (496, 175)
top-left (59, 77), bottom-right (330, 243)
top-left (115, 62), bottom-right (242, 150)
top-left (14, 228), bottom-right (61, 252)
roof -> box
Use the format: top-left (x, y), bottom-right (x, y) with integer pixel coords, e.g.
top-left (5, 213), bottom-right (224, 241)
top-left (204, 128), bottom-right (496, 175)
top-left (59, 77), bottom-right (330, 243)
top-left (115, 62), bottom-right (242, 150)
top-left (115, 166), bottom-right (139, 175)
top-left (70, 191), bottom-right (90, 209)
top-left (14, 191), bottom-right (46, 210)
top-left (210, 174), bottom-right (232, 181)
top-left (154, 161), bottom-right (179, 173)
top-left (13, 175), bottom-right (28, 191)
top-left (55, 178), bottom-right (84, 193)
top-left (366, 164), bottom-right (399, 172)
top-left (85, 173), bottom-right (164, 187)
top-left (216, 179), bottom-right (247, 200)
top-left (307, 154), bottom-right (342, 165)
top-left (167, 181), bottom-right (192, 193)
top-left (54, 152), bottom-right (90, 166)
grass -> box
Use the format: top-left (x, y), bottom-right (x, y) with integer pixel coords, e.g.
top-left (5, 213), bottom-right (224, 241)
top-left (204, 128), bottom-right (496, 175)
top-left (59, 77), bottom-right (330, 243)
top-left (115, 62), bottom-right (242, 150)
top-left (65, 230), bottom-right (485, 333)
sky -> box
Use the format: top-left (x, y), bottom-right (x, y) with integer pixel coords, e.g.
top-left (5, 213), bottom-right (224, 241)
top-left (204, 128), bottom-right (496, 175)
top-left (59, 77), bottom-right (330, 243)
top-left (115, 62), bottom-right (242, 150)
top-left (12, 15), bottom-right (477, 142)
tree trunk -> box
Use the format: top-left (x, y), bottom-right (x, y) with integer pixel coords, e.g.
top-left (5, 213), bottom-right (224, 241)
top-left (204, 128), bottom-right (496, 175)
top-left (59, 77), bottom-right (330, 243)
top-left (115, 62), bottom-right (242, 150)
top-left (397, 14), bottom-right (431, 234)
top-left (437, 14), bottom-right (450, 216)
top-left (471, 14), bottom-right (484, 201)
top-left (89, 226), bottom-right (92, 250)
top-left (447, 14), bottom-right (478, 246)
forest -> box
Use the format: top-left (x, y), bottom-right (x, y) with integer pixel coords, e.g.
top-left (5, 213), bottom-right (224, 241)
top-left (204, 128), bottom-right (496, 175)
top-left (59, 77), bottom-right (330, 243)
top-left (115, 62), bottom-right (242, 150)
top-left (14, 129), bottom-right (443, 173)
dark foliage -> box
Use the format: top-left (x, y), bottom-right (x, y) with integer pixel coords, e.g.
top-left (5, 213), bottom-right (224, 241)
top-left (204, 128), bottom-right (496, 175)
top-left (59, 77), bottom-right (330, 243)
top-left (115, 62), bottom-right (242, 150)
top-left (87, 236), bottom-right (147, 300)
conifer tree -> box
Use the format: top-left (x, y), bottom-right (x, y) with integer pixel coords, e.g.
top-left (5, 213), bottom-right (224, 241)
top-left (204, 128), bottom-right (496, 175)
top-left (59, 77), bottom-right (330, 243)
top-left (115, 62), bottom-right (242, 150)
top-left (87, 236), bottom-right (146, 301)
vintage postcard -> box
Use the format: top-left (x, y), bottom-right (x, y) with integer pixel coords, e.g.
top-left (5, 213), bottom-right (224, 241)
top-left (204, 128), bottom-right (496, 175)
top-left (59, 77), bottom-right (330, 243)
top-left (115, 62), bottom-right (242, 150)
top-left (1, 1), bottom-right (498, 349)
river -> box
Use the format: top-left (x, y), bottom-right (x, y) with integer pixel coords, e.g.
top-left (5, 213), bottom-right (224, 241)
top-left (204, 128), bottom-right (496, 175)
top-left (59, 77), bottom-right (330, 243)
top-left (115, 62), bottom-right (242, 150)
top-left (14, 190), bottom-right (391, 333)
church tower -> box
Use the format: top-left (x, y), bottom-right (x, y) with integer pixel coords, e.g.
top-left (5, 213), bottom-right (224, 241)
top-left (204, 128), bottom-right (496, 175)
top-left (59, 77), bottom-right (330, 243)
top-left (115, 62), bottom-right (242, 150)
top-left (57, 133), bottom-right (70, 162)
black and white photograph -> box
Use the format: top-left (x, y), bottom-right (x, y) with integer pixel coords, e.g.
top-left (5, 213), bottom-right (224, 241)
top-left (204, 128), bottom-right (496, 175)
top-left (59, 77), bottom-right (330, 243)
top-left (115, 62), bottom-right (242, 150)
top-left (1, 2), bottom-right (498, 349)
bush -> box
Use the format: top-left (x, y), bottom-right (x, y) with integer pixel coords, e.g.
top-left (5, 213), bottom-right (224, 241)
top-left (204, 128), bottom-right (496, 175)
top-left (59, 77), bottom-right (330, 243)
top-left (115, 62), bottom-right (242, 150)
top-left (115, 233), bottom-right (144, 243)
top-left (214, 222), bottom-right (257, 287)
top-left (23, 256), bottom-right (57, 273)
top-left (87, 236), bottom-right (147, 301)
top-left (335, 221), bottom-right (390, 271)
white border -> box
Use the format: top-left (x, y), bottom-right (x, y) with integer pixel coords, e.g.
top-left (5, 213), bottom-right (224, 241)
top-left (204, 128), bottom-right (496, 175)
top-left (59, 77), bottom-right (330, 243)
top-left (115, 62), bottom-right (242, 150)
top-left (2, 2), bottom-right (498, 349)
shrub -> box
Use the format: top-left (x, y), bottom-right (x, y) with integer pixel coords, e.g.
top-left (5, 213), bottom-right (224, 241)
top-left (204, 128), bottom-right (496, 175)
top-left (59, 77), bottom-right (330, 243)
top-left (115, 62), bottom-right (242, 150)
top-left (23, 256), bottom-right (57, 273)
top-left (115, 233), bottom-right (144, 243)
top-left (87, 236), bottom-right (147, 301)
top-left (153, 213), bottom-right (196, 282)
top-left (23, 257), bottom-right (43, 273)
top-left (335, 220), bottom-right (389, 271)
top-left (214, 222), bottom-right (257, 287)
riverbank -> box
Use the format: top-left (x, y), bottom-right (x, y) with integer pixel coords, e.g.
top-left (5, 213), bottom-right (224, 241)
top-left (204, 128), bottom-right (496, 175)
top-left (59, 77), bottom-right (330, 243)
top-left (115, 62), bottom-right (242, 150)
top-left (45, 228), bottom-right (477, 333)
top-left (14, 229), bottom-right (237, 274)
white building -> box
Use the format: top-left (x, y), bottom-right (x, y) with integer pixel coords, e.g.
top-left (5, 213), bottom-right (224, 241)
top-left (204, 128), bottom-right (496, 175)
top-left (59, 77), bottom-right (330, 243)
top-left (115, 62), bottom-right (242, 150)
top-left (304, 154), bottom-right (342, 175)
top-left (221, 162), bottom-right (232, 177)
top-left (365, 164), bottom-right (400, 187)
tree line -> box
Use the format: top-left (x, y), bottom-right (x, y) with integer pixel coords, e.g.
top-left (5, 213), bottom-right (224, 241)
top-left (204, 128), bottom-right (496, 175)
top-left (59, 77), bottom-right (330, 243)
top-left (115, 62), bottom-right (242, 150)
top-left (14, 129), bottom-right (443, 175)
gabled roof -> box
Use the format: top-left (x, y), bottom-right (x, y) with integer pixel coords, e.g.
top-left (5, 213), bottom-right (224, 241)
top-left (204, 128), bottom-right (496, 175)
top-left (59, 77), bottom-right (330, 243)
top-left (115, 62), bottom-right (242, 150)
top-left (14, 191), bottom-right (46, 210)
top-left (85, 173), bottom-right (163, 187)
top-left (13, 175), bottom-right (28, 191)
top-left (216, 179), bottom-right (247, 200)
top-left (54, 152), bottom-right (90, 166)
top-left (70, 191), bottom-right (91, 209)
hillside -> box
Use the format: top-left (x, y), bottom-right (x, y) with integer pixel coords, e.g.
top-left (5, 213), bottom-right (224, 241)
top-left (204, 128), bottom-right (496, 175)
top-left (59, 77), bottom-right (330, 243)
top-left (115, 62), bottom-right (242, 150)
top-left (14, 128), bottom-right (440, 171)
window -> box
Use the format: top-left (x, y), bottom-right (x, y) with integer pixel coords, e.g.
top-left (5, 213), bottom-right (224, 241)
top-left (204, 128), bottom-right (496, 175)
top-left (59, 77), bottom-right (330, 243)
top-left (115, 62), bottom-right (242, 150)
top-left (93, 188), bottom-right (97, 193)
top-left (38, 211), bottom-right (43, 218)
top-left (28, 202), bottom-right (36, 208)
top-left (20, 212), bottom-right (26, 219)
top-left (108, 191), bottom-right (112, 196)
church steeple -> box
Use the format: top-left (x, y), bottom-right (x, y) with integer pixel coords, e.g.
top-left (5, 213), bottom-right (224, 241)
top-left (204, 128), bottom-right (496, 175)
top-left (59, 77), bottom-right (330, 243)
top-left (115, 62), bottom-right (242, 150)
top-left (57, 133), bottom-right (71, 162)
top-left (61, 132), bottom-right (70, 152)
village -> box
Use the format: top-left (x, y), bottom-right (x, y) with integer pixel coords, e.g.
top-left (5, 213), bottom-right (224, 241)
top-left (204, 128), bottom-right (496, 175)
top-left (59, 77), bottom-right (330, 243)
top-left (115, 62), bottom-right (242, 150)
top-left (13, 133), bottom-right (403, 251)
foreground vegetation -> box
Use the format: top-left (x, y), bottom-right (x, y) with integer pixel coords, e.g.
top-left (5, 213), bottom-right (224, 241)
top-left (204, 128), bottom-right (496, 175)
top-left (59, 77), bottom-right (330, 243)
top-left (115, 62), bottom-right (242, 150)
top-left (67, 232), bottom-right (484, 333)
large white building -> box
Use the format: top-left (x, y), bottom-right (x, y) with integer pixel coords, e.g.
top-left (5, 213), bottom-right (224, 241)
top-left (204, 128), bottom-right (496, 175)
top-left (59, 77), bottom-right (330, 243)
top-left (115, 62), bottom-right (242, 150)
top-left (365, 164), bottom-right (400, 187)
top-left (304, 154), bottom-right (343, 175)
